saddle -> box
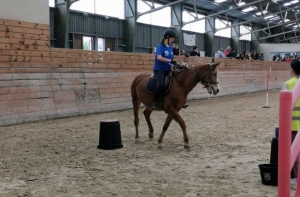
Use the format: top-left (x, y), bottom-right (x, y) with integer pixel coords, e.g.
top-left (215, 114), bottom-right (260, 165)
top-left (145, 72), bottom-right (172, 95)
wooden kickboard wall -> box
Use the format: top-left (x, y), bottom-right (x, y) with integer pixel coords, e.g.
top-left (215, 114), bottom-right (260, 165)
top-left (0, 18), bottom-right (290, 126)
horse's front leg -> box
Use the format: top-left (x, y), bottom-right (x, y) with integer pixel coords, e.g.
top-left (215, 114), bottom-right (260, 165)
top-left (143, 107), bottom-right (154, 138)
top-left (166, 109), bottom-right (189, 150)
top-left (158, 114), bottom-right (173, 149)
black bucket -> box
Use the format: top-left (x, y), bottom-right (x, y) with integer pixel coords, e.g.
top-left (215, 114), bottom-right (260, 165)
top-left (258, 164), bottom-right (278, 186)
top-left (97, 119), bottom-right (123, 150)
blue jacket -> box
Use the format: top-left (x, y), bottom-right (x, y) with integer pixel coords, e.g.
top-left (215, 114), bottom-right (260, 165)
top-left (153, 43), bottom-right (174, 71)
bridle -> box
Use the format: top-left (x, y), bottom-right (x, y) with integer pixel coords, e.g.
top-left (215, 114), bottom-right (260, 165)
top-left (184, 63), bottom-right (219, 89)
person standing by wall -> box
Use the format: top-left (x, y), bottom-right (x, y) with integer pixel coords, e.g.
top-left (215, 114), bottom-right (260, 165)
top-left (151, 29), bottom-right (177, 110)
top-left (149, 47), bottom-right (155, 54)
top-left (282, 59), bottom-right (300, 190)
top-left (172, 43), bottom-right (179, 55)
top-left (215, 48), bottom-right (226, 58)
top-left (190, 46), bottom-right (200, 56)
top-left (224, 46), bottom-right (232, 57)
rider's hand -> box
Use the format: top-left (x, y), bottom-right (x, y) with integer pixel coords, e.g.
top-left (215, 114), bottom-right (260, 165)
top-left (170, 60), bottom-right (177, 65)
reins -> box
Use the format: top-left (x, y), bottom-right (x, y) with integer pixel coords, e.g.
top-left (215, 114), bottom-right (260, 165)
top-left (179, 63), bottom-right (219, 89)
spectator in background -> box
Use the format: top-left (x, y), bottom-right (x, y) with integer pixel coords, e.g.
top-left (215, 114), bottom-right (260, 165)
top-left (260, 53), bottom-right (264, 61)
top-left (215, 48), bottom-right (226, 58)
top-left (226, 48), bottom-right (235, 58)
top-left (253, 53), bottom-right (259, 60)
top-left (224, 46), bottom-right (232, 57)
top-left (250, 51), bottom-right (255, 60)
top-left (149, 47), bottom-right (155, 54)
top-left (180, 49), bottom-right (189, 57)
top-left (172, 43), bottom-right (179, 55)
top-left (190, 46), bottom-right (200, 56)
top-left (236, 54), bottom-right (244, 60)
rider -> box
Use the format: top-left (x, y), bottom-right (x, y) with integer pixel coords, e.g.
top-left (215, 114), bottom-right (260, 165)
top-left (151, 29), bottom-right (177, 110)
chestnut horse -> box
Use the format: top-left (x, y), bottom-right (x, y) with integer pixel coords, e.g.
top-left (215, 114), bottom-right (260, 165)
top-left (131, 60), bottom-right (220, 150)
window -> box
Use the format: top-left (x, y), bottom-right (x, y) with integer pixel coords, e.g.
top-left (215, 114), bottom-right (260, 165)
top-left (83, 36), bottom-right (94, 50)
top-left (137, 0), bottom-right (171, 27)
top-left (239, 25), bottom-right (251, 41)
top-left (49, 0), bottom-right (54, 7)
top-left (215, 18), bottom-right (231, 38)
top-left (70, 0), bottom-right (124, 19)
top-left (98, 38), bottom-right (105, 51)
top-left (182, 11), bottom-right (205, 33)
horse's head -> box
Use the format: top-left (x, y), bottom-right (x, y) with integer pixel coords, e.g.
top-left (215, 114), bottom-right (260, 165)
top-left (193, 62), bottom-right (220, 95)
top-left (204, 62), bottom-right (219, 95)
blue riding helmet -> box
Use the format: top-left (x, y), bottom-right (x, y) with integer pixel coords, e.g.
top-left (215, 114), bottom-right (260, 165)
top-left (164, 29), bottom-right (176, 38)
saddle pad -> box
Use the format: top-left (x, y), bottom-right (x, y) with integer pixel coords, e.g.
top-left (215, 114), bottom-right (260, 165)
top-left (146, 77), bottom-right (156, 94)
top-left (145, 74), bottom-right (172, 95)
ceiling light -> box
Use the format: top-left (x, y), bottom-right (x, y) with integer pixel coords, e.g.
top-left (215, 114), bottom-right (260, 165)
top-left (264, 15), bottom-right (275, 19)
top-left (284, 3), bottom-right (291, 6)
top-left (256, 11), bottom-right (268, 15)
top-left (214, 0), bottom-right (227, 3)
top-left (242, 6), bottom-right (257, 12)
top-left (269, 17), bottom-right (280, 21)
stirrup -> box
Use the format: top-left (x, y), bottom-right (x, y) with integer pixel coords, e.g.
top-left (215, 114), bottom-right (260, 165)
top-left (183, 104), bottom-right (189, 109)
top-left (151, 102), bottom-right (157, 110)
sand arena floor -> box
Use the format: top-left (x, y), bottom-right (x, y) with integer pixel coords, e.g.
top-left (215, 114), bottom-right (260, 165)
top-left (0, 89), bottom-right (296, 197)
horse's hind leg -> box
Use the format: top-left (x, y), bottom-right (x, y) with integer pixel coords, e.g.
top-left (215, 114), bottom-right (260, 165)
top-left (158, 114), bottom-right (173, 148)
top-left (143, 108), bottom-right (154, 138)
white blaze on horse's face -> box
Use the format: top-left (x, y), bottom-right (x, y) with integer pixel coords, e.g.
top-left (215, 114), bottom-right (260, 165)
top-left (206, 86), bottom-right (213, 94)
top-left (211, 66), bottom-right (219, 95)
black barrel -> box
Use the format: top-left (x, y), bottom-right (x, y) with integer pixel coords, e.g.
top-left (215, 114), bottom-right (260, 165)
top-left (270, 137), bottom-right (278, 164)
top-left (97, 119), bottom-right (123, 150)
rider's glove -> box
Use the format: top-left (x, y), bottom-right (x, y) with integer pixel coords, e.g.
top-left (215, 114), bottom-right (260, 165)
top-left (170, 60), bottom-right (177, 65)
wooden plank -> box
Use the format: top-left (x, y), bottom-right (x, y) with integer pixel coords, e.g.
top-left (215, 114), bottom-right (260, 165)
top-left (0, 25), bottom-right (50, 36)
top-left (0, 43), bottom-right (50, 51)
top-left (9, 50), bottom-right (52, 57)
top-left (0, 56), bottom-right (11, 62)
top-left (0, 19), bottom-right (50, 30)
top-left (0, 37), bottom-right (49, 46)
top-left (0, 31), bottom-right (49, 41)
top-left (0, 49), bottom-right (9, 55)
top-left (9, 62), bottom-right (50, 68)
top-left (10, 56), bottom-right (52, 62)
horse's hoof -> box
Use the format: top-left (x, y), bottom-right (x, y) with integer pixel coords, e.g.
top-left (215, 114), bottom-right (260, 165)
top-left (184, 145), bottom-right (190, 150)
top-left (135, 138), bottom-right (140, 144)
top-left (148, 133), bottom-right (154, 139)
top-left (158, 144), bottom-right (164, 149)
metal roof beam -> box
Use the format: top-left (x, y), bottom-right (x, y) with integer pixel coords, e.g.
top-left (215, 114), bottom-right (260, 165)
top-left (138, 0), bottom-right (188, 17)
top-left (216, 6), bottom-right (297, 31)
top-left (280, 34), bottom-right (300, 42)
top-left (183, 0), bottom-right (266, 25)
top-left (240, 19), bottom-right (300, 36)
top-left (260, 28), bottom-right (300, 40)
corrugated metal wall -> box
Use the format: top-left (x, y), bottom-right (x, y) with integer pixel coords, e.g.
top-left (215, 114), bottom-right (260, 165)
top-left (239, 40), bottom-right (251, 54)
top-left (68, 11), bottom-right (125, 51)
top-left (49, 9), bottom-right (256, 55)
top-left (69, 11), bottom-right (124, 37)
top-left (135, 23), bottom-right (166, 53)
top-left (50, 7), bottom-right (55, 47)
top-left (134, 26), bottom-right (206, 54)
top-left (213, 36), bottom-right (231, 54)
